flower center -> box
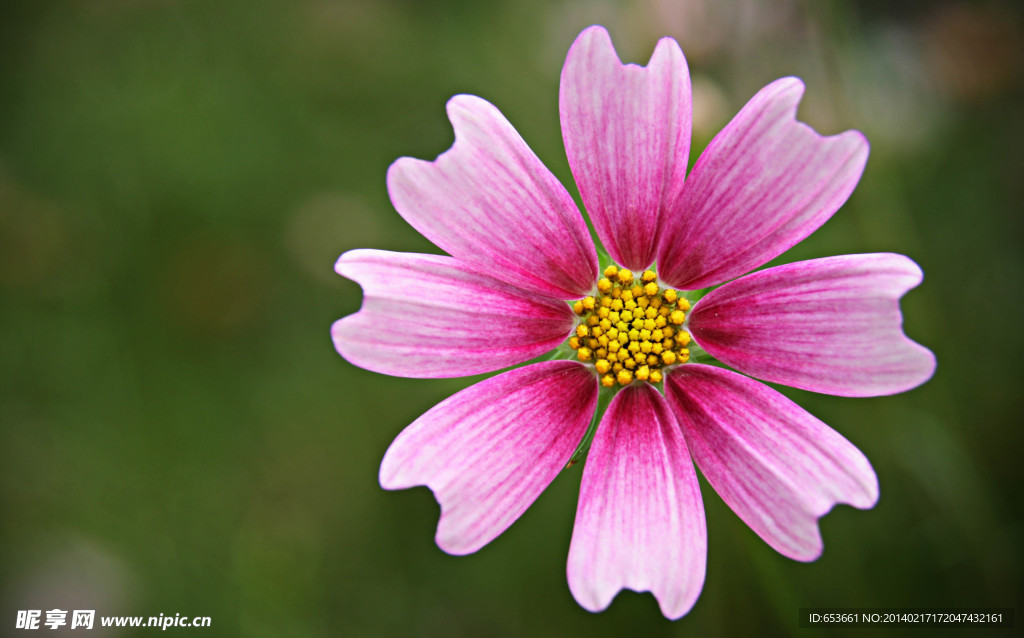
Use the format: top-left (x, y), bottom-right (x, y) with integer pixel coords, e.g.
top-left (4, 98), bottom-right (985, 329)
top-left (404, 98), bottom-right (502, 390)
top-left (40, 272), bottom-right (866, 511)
top-left (569, 265), bottom-right (691, 387)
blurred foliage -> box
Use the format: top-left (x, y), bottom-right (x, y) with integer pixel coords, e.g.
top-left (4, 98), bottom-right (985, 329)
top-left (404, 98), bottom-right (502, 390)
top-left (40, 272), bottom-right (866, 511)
top-left (1, 0), bottom-right (1022, 636)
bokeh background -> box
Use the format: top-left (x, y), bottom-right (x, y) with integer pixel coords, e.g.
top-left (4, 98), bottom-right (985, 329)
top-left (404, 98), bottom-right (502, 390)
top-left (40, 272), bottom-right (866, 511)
top-left (2, 0), bottom-right (1022, 636)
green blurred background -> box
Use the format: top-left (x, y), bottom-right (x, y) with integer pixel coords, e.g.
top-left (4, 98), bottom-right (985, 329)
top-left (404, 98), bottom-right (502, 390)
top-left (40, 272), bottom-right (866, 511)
top-left (1, 0), bottom-right (1021, 636)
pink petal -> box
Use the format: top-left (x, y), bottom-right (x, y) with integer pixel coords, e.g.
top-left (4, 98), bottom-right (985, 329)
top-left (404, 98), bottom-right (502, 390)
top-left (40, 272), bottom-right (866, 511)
top-left (387, 94), bottom-right (598, 299)
top-left (560, 26), bottom-right (692, 271)
top-left (332, 249), bottom-right (575, 378)
top-left (665, 365), bottom-right (878, 561)
top-left (688, 253), bottom-right (936, 396)
top-left (657, 77), bottom-right (869, 290)
top-left (379, 361), bottom-right (598, 555)
top-left (567, 383), bottom-right (706, 619)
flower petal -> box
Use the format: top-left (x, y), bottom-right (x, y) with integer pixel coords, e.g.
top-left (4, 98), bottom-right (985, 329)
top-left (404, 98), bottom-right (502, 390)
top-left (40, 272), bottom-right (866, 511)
top-left (332, 249), bottom-right (575, 378)
top-left (379, 361), bottom-right (598, 555)
top-left (688, 253), bottom-right (936, 396)
top-left (665, 365), bottom-right (878, 561)
top-left (567, 383), bottom-right (706, 619)
top-left (657, 77), bottom-right (869, 290)
top-left (560, 26), bottom-right (691, 271)
top-left (387, 94), bottom-right (598, 299)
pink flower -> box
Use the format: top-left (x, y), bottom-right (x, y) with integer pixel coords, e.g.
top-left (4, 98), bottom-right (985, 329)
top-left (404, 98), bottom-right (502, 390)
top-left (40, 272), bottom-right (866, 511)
top-left (331, 25), bottom-right (935, 619)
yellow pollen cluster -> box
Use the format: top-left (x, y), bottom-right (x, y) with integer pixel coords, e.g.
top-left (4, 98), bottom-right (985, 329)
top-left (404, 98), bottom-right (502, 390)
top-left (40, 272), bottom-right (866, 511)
top-left (571, 265), bottom-right (691, 387)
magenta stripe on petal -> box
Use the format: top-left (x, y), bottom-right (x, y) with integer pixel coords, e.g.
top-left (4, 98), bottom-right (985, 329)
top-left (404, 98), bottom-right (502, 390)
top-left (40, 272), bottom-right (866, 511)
top-left (657, 77), bottom-right (869, 290)
top-left (666, 365), bottom-right (878, 561)
top-left (380, 361), bottom-right (598, 555)
top-left (560, 25), bottom-right (691, 271)
top-left (332, 249), bottom-right (575, 378)
top-left (689, 253), bottom-right (936, 396)
top-left (568, 383), bottom-right (706, 619)
top-left (386, 94), bottom-right (598, 299)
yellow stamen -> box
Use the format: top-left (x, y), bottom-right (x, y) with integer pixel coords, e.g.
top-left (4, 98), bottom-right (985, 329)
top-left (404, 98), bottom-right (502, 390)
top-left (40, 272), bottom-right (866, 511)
top-left (567, 264), bottom-right (692, 386)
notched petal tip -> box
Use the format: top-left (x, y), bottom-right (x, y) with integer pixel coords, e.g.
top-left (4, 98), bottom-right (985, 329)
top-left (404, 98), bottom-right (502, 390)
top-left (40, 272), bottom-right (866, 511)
top-left (378, 455), bottom-right (480, 557)
top-left (666, 365), bottom-right (878, 562)
top-left (657, 75), bottom-right (872, 290)
top-left (567, 384), bottom-right (706, 620)
top-left (379, 362), bottom-right (599, 556)
top-left (378, 457), bottom-right (485, 557)
top-left (688, 252), bottom-right (935, 397)
top-left (571, 24), bottom-right (685, 69)
top-left (330, 250), bottom-right (575, 378)
top-left (385, 92), bottom-right (597, 299)
top-left (561, 23), bottom-right (692, 271)
top-left (767, 76), bottom-right (871, 161)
